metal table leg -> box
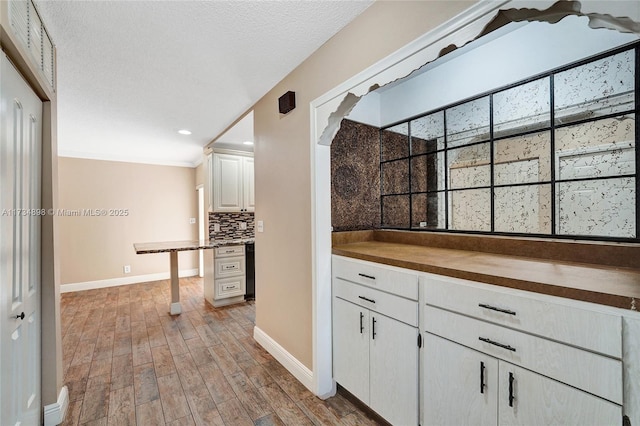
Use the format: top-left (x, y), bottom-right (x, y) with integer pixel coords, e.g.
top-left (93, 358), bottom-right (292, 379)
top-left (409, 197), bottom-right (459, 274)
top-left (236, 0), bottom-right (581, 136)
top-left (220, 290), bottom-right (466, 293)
top-left (169, 250), bottom-right (181, 315)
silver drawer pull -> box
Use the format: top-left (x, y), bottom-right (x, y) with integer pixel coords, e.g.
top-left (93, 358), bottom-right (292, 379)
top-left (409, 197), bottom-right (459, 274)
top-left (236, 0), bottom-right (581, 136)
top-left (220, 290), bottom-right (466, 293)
top-left (223, 265), bottom-right (237, 270)
top-left (479, 336), bottom-right (516, 352)
top-left (358, 273), bottom-right (376, 280)
top-left (223, 285), bottom-right (238, 290)
top-left (479, 303), bottom-right (516, 316)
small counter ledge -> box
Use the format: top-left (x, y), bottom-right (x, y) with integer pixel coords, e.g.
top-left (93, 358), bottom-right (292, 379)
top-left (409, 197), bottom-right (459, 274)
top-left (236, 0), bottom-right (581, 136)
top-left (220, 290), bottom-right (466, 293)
top-left (134, 238), bottom-right (254, 254)
top-left (332, 230), bottom-right (640, 310)
top-left (134, 238), bottom-right (254, 315)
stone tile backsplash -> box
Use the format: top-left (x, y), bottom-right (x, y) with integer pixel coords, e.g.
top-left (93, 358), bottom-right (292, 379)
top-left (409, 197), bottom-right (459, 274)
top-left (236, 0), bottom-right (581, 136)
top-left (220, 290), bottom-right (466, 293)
top-left (331, 119), bottom-right (381, 231)
top-left (209, 212), bottom-right (255, 240)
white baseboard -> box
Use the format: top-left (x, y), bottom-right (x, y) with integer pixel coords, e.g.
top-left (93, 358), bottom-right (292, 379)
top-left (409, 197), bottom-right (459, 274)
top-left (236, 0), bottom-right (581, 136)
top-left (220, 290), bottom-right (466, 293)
top-left (60, 269), bottom-right (199, 293)
top-left (43, 386), bottom-right (69, 426)
top-left (253, 326), bottom-right (314, 392)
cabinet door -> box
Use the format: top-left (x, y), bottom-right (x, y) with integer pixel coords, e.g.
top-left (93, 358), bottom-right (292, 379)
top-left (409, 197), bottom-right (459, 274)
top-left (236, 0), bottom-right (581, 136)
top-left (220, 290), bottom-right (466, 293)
top-left (424, 333), bottom-right (498, 426)
top-left (207, 154), bottom-right (213, 211)
top-left (213, 154), bottom-right (243, 212)
top-left (369, 313), bottom-right (419, 426)
top-left (498, 362), bottom-right (621, 426)
top-left (243, 157), bottom-right (255, 212)
top-left (333, 297), bottom-right (370, 404)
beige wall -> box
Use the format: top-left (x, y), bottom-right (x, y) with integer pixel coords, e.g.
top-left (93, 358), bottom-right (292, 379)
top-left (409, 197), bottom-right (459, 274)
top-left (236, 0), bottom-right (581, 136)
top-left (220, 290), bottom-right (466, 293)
top-left (253, 1), bottom-right (475, 369)
top-left (57, 158), bottom-right (198, 285)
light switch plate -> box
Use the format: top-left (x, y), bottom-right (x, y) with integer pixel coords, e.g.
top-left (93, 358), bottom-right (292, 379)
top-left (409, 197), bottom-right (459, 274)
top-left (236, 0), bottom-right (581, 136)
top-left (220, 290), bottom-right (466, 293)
top-left (239, 222), bottom-right (247, 230)
top-left (257, 220), bottom-right (264, 233)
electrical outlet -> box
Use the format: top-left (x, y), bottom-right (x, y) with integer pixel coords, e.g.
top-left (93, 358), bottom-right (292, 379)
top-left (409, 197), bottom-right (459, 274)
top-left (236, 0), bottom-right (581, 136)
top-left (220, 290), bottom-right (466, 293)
top-left (189, 217), bottom-right (196, 224)
top-left (419, 222), bottom-right (427, 228)
top-left (257, 220), bottom-right (264, 233)
top-left (123, 265), bottom-right (131, 274)
top-left (239, 222), bottom-right (247, 230)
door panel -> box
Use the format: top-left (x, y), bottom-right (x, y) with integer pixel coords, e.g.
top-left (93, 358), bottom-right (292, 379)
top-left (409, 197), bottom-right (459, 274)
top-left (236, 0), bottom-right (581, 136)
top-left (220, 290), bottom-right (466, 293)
top-left (243, 157), bottom-right (255, 212)
top-left (1, 53), bottom-right (43, 426)
top-left (498, 362), bottom-right (621, 426)
top-left (369, 312), bottom-right (419, 426)
top-left (332, 296), bottom-right (370, 404)
top-left (424, 333), bottom-right (498, 426)
top-left (213, 154), bottom-right (243, 211)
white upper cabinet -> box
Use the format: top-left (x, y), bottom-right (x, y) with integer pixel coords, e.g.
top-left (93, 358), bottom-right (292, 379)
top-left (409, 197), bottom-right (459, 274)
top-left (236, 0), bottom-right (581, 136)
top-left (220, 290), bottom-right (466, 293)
top-left (243, 157), bottom-right (255, 212)
top-left (212, 153), bottom-right (254, 212)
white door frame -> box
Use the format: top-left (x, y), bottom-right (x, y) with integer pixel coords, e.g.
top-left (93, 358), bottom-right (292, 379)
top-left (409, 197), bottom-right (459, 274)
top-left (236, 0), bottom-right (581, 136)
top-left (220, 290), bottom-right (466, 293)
top-left (197, 185), bottom-right (205, 277)
top-left (309, 0), bottom-right (639, 397)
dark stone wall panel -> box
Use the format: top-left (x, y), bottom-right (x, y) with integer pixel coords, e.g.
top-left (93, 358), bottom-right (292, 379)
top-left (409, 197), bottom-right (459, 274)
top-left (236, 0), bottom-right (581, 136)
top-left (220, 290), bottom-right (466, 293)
top-left (331, 120), bottom-right (381, 231)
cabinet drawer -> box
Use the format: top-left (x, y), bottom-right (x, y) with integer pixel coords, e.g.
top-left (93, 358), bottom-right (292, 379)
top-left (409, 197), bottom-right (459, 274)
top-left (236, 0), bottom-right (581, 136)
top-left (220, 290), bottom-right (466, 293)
top-left (424, 274), bottom-right (622, 358)
top-left (424, 305), bottom-right (623, 404)
top-left (332, 255), bottom-right (418, 301)
top-left (214, 256), bottom-right (245, 278)
top-left (216, 276), bottom-right (245, 299)
top-left (334, 278), bottom-right (417, 327)
top-left (215, 245), bottom-right (244, 257)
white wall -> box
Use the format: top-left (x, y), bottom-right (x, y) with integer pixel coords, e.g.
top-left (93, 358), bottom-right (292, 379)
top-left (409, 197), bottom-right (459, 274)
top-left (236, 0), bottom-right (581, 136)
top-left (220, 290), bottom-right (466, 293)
top-left (351, 15), bottom-right (639, 127)
top-left (346, 90), bottom-right (381, 127)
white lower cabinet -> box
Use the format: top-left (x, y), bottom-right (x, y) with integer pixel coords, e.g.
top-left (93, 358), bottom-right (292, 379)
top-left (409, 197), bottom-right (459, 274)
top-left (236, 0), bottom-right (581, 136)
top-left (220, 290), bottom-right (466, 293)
top-left (332, 256), bottom-right (419, 426)
top-left (333, 297), bottom-right (370, 403)
top-left (369, 310), bottom-right (419, 426)
top-left (424, 333), bottom-right (621, 426)
top-left (424, 334), bottom-right (498, 426)
top-left (498, 362), bottom-right (621, 425)
top-left (333, 256), bottom-right (637, 426)
top-left (333, 296), bottom-right (419, 426)
top-left (422, 274), bottom-right (623, 426)
top-left (204, 245), bottom-right (246, 307)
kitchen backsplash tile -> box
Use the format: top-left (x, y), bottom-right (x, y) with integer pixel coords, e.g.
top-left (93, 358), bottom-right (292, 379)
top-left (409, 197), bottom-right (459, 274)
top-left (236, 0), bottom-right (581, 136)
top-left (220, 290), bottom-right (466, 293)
top-left (209, 212), bottom-right (254, 240)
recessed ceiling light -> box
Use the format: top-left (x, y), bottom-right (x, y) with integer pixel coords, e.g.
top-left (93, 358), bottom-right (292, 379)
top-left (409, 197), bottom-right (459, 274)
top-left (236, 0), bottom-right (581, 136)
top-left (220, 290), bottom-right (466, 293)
top-left (178, 129), bottom-right (192, 135)
top-left (243, 141), bottom-right (254, 145)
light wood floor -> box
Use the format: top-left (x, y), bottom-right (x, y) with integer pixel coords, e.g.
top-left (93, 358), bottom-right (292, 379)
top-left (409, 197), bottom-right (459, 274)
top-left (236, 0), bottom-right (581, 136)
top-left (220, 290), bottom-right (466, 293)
top-left (60, 277), bottom-right (381, 426)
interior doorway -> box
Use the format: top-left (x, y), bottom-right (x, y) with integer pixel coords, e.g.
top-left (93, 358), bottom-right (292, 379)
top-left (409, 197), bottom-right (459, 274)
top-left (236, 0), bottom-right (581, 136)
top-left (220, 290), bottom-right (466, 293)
top-left (197, 185), bottom-right (205, 277)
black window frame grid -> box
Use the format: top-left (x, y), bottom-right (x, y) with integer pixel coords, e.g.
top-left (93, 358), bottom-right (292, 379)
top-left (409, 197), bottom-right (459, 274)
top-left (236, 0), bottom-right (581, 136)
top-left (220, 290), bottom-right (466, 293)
top-left (379, 41), bottom-right (639, 243)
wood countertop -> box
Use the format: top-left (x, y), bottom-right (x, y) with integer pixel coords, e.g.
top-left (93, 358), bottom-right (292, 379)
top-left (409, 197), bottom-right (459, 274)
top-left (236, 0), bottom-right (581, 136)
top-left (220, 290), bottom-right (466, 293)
top-left (332, 231), bottom-right (640, 311)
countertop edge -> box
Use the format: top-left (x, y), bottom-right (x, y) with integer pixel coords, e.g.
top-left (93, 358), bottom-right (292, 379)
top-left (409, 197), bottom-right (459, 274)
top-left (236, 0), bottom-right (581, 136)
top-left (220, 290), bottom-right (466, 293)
top-left (332, 244), bottom-right (640, 311)
top-left (135, 238), bottom-right (255, 254)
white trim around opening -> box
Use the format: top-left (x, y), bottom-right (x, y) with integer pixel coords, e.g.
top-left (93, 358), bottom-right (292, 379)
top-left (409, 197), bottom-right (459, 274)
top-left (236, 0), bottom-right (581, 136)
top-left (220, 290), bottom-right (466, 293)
top-left (310, 0), bottom-right (541, 398)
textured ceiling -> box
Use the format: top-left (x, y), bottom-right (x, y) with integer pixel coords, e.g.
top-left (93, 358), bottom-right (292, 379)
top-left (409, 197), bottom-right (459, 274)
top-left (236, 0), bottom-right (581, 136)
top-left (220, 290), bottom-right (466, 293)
top-left (35, 0), bottom-right (373, 167)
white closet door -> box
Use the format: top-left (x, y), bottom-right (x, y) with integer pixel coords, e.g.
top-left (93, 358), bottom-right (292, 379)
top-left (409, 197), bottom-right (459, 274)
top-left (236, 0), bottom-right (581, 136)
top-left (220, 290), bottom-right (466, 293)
top-left (1, 53), bottom-right (43, 426)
